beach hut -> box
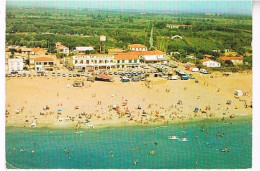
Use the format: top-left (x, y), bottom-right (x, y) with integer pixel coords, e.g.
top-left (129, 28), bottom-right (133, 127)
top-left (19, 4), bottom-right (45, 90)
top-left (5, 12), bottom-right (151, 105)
top-left (235, 90), bottom-right (243, 96)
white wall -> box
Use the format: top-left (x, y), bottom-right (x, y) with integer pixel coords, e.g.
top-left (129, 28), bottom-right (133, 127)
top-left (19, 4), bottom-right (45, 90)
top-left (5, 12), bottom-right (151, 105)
top-left (8, 59), bottom-right (24, 72)
top-left (203, 61), bottom-right (221, 67)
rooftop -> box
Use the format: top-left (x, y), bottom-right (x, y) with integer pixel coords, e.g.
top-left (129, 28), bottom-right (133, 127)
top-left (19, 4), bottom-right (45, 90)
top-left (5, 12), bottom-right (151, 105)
top-left (114, 52), bottom-right (139, 60)
top-left (57, 45), bottom-right (69, 49)
top-left (32, 48), bottom-right (46, 53)
top-left (200, 58), bottom-right (211, 62)
top-left (128, 44), bottom-right (147, 48)
top-left (34, 57), bottom-right (54, 62)
top-left (220, 56), bottom-right (243, 61)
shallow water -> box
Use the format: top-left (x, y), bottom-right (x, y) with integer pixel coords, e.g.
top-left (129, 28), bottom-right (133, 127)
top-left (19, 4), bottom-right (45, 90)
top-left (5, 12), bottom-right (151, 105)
top-left (6, 118), bottom-right (252, 169)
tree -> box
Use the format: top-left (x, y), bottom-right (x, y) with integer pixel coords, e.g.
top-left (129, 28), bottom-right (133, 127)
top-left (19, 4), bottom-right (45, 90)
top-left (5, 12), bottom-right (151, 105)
top-left (225, 60), bottom-right (233, 66)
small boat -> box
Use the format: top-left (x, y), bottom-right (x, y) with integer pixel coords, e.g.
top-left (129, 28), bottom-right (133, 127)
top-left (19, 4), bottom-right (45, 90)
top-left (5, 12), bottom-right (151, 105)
top-left (221, 147), bottom-right (230, 152)
top-left (180, 137), bottom-right (189, 142)
top-left (168, 135), bottom-right (178, 140)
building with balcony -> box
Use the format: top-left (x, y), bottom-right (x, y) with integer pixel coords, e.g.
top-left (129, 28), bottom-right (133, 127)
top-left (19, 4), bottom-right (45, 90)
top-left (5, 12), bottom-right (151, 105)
top-left (69, 54), bottom-right (116, 70)
top-left (34, 57), bottom-right (55, 71)
top-left (114, 52), bottom-right (140, 68)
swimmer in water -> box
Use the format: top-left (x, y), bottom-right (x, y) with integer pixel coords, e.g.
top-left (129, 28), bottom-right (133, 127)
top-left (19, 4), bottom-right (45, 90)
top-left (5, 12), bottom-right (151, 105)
top-left (109, 150), bottom-right (114, 157)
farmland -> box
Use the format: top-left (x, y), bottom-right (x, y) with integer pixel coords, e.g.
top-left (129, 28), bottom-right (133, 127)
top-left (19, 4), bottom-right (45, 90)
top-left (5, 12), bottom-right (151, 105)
top-left (6, 7), bottom-right (252, 57)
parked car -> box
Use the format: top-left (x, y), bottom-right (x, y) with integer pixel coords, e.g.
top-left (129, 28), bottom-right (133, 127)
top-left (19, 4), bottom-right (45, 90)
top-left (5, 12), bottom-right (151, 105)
top-left (169, 75), bottom-right (179, 80)
top-left (191, 68), bottom-right (199, 72)
top-left (187, 74), bottom-right (195, 79)
top-left (62, 73), bottom-right (66, 77)
top-left (57, 73), bottom-right (61, 76)
top-left (68, 73), bottom-right (72, 77)
top-left (52, 72), bottom-right (56, 76)
top-left (132, 77), bottom-right (140, 82)
top-left (121, 77), bottom-right (130, 82)
top-left (181, 75), bottom-right (189, 80)
top-left (200, 69), bottom-right (209, 74)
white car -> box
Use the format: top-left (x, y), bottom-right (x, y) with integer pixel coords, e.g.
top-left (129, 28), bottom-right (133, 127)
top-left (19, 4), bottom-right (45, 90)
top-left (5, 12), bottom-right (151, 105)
top-left (144, 66), bottom-right (150, 69)
top-left (169, 75), bottom-right (179, 80)
top-left (192, 68), bottom-right (199, 72)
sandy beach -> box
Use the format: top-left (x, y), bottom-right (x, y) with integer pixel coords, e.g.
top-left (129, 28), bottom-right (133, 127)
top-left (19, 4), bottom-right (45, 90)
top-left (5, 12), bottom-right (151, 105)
top-left (5, 71), bottom-right (252, 129)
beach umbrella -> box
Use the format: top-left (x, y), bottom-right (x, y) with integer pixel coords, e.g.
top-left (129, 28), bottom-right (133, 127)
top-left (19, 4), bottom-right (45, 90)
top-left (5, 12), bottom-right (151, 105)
top-left (230, 114), bottom-right (235, 118)
top-left (226, 100), bottom-right (232, 104)
top-left (57, 109), bottom-right (62, 114)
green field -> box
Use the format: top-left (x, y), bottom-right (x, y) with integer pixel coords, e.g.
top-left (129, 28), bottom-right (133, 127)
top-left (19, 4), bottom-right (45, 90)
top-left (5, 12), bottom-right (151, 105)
top-left (6, 7), bottom-right (252, 57)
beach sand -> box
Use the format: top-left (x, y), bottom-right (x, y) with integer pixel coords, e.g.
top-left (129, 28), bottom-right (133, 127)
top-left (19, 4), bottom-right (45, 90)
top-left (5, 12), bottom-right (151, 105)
top-left (5, 71), bottom-right (252, 129)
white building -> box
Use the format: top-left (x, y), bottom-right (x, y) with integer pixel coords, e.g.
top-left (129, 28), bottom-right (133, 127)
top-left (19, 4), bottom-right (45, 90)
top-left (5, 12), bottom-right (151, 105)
top-left (128, 44), bottom-right (147, 52)
top-left (138, 50), bottom-right (166, 63)
top-left (114, 52), bottom-right (140, 68)
top-left (68, 54), bottom-right (116, 70)
top-left (186, 54), bottom-right (195, 59)
top-left (75, 46), bottom-right (94, 53)
top-left (8, 58), bottom-right (24, 72)
top-left (34, 57), bottom-right (55, 71)
top-left (201, 58), bottom-right (221, 67)
top-left (55, 42), bottom-right (69, 55)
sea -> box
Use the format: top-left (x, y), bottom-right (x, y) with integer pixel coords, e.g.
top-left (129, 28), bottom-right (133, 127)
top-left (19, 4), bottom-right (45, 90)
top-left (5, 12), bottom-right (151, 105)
top-left (6, 117), bottom-right (252, 169)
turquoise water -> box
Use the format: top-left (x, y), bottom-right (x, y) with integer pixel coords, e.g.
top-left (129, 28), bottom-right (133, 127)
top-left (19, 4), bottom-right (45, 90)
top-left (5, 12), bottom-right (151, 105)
top-left (6, 118), bottom-right (252, 169)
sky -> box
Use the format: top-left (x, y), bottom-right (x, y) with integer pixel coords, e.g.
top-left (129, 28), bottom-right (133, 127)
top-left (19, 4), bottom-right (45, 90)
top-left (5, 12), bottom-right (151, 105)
top-left (6, 0), bottom-right (252, 15)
